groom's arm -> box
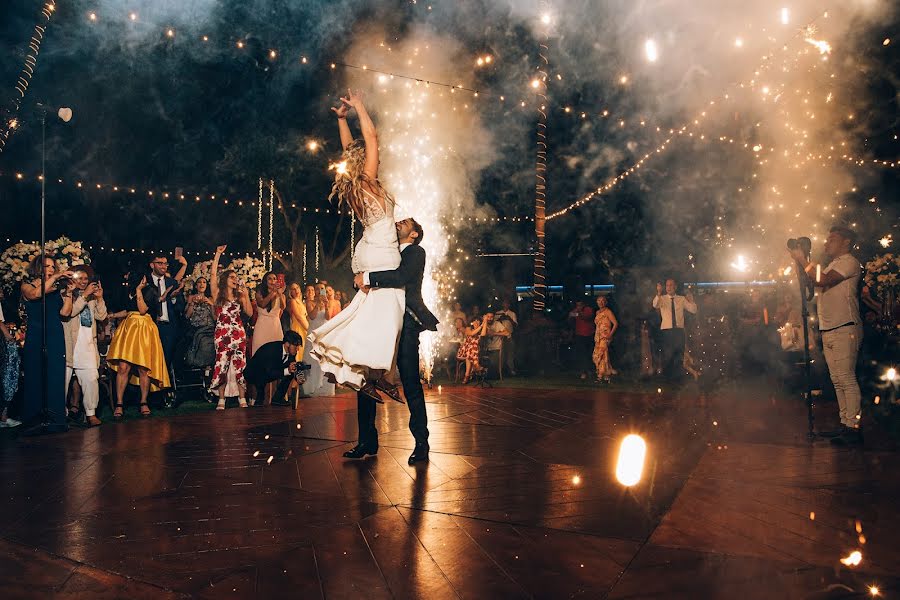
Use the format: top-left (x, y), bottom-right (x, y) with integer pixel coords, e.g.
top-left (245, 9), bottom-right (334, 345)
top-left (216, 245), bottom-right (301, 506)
top-left (366, 246), bottom-right (425, 289)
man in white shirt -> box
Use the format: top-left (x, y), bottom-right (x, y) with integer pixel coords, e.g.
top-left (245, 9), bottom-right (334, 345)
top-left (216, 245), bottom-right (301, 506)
top-left (792, 226), bottom-right (863, 445)
top-left (651, 279), bottom-right (697, 381)
top-left (63, 266), bottom-right (108, 426)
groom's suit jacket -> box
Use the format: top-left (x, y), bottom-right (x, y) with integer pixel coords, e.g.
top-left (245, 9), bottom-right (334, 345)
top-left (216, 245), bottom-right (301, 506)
top-left (368, 244), bottom-right (439, 333)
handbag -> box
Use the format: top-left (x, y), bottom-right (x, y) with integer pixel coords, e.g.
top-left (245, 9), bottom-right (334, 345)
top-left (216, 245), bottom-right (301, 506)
top-left (779, 323), bottom-right (802, 352)
top-left (185, 325), bottom-right (215, 367)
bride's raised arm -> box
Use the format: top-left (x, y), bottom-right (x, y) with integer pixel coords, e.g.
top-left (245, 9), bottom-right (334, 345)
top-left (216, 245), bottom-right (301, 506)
top-left (340, 90), bottom-right (379, 186)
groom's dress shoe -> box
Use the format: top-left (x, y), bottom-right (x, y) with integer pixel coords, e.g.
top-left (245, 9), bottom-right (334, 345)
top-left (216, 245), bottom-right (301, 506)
top-left (343, 445), bottom-right (378, 459)
top-left (360, 382), bottom-right (384, 404)
top-left (408, 444), bottom-right (429, 465)
top-left (375, 380), bottom-right (405, 404)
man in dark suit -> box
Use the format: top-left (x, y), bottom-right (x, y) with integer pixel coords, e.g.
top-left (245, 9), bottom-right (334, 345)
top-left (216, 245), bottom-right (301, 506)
top-left (349, 218), bottom-right (439, 464)
top-left (244, 331), bottom-right (307, 407)
top-left (147, 252), bottom-right (188, 372)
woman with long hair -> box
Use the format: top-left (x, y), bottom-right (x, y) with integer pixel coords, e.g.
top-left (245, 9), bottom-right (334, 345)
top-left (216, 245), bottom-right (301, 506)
top-left (325, 285), bottom-right (342, 319)
top-left (286, 283), bottom-right (309, 359)
top-left (251, 271), bottom-right (285, 357)
top-left (302, 284), bottom-right (335, 396)
top-left (185, 277), bottom-right (214, 328)
top-left (592, 295), bottom-right (618, 383)
top-left (20, 256), bottom-right (74, 429)
top-left (209, 245), bottom-right (253, 409)
top-left (307, 90), bottom-right (405, 399)
top-left (107, 270), bottom-right (170, 418)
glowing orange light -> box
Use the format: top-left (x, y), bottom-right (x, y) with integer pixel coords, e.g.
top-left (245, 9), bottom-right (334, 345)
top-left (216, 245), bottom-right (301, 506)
top-left (615, 434), bottom-right (646, 487)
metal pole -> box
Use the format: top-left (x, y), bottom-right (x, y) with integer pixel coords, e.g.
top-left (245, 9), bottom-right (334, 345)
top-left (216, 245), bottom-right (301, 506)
top-left (40, 110), bottom-right (49, 425)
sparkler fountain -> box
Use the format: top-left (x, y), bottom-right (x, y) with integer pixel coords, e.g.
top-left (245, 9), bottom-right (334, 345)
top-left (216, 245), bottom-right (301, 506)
top-left (343, 29), bottom-right (494, 380)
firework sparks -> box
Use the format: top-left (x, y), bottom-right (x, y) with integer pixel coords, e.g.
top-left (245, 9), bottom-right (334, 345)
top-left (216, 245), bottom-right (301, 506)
top-left (804, 38), bottom-right (832, 55)
top-left (840, 550), bottom-right (862, 567)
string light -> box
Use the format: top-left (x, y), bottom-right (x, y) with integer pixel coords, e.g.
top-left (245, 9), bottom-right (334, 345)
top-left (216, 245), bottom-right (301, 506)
top-left (546, 10), bottom-right (832, 222)
top-left (0, 2), bottom-right (56, 154)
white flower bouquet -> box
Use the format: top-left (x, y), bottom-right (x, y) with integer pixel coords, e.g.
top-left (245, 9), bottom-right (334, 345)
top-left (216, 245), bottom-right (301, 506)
top-left (0, 237), bottom-right (90, 294)
top-left (864, 252), bottom-right (900, 295)
top-left (226, 255), bottom-right (267, 291)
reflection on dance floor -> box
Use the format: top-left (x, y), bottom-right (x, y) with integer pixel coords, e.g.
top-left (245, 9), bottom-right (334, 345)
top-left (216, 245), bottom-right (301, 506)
top-left (1, 385), bottom-right (898, 598)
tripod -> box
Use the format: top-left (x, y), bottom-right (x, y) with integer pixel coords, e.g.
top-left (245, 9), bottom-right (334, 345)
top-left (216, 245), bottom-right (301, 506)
top-left (793, 256), bottom-right (817, 441)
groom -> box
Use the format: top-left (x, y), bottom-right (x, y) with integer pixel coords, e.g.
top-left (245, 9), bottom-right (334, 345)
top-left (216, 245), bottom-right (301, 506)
top-left (347, 218), bottom-right (439, 464)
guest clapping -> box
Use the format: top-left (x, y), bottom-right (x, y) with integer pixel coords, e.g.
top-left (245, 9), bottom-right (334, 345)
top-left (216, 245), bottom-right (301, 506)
top-left (107, 272), bottom-right (170, 418)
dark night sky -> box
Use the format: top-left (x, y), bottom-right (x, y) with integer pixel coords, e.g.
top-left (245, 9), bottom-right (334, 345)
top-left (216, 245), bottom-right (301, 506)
top-left (1, 0), bottom-right (897, 295)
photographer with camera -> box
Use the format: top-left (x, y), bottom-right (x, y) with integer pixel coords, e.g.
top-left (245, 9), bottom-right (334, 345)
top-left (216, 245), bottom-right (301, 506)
top-left (789, 226), bottom-right (863, 445)
top-left (62, 265), bottom-right (108, 426)
top-left (244, 330), bottom-right (308, 407)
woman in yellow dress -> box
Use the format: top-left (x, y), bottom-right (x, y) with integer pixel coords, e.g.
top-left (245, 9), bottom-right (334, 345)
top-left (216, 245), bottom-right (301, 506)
top-left (286, 283), bottom-right (309, 359)
top-left (107, 272), bottom-right (170, 418)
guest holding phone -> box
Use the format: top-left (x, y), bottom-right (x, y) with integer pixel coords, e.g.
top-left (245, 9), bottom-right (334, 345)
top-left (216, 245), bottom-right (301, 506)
top-left (20, 256), bottom-right (75, 431)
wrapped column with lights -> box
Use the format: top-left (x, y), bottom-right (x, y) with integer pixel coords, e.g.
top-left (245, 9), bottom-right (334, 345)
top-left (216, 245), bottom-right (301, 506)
top-left (268, 179), bottom-right (274, 270)
top-left (533, 1), bottom-right (551, 312)
top-left (0, 2), bottom-right (57, 154)
top-left (314, 226), bottom-right (320, 275)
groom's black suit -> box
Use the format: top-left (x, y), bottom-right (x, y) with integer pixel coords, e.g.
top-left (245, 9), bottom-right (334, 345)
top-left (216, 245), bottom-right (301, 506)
top-left (355, 243), bottom-right (438, 452)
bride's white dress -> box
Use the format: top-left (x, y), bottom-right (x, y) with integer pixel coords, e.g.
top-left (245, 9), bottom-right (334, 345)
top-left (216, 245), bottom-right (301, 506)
top-left (307, 189), bottom-right (405, 389)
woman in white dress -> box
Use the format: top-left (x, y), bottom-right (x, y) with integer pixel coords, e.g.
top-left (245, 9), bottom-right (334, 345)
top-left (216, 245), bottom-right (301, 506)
top-left (307, 90), bottom-right (404, 398)
top-left (302, 296), bottom-right (335, 397)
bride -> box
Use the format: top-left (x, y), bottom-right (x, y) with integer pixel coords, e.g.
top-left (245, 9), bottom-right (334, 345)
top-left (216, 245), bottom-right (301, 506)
top-left (307, 90), bottom-right (404, 398)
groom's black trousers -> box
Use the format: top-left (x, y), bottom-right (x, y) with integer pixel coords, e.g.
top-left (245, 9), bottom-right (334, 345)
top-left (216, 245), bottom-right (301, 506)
top-left (356, 317), bottom-right (429, 449)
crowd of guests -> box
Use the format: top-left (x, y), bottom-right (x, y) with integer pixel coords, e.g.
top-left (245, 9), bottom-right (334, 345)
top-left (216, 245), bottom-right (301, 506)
top-left (0, 247), bottom-right (355, 431)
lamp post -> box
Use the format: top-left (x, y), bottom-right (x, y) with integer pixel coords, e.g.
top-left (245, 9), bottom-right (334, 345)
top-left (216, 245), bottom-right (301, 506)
top-left (23, 103), bottom-right (72, 435)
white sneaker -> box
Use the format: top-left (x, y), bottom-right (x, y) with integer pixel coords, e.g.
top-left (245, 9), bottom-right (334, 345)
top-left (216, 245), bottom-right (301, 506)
top-left (0, 418), bottom-right (22, 428)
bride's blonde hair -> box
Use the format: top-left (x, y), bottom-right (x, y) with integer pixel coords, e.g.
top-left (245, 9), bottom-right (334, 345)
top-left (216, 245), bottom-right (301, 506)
top-left (328, 139), bottom-right (394, 217)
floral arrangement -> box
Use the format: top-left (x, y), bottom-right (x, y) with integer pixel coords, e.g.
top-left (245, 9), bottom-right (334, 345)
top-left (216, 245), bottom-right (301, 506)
top-left (226, 255), bottom-right (267, 290)
top-left (864, 252), bottom-right (900, 295)
top-left (0, 237), bottom-right (90, 294)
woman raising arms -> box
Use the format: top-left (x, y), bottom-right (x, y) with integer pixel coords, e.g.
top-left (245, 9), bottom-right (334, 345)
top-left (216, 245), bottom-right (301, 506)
top-left (209, 245), bottom-right (254, 409)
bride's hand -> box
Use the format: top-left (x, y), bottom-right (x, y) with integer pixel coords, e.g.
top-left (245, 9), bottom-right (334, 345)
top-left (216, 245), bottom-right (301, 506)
top-left (340, 89), bottom-right (363, 109)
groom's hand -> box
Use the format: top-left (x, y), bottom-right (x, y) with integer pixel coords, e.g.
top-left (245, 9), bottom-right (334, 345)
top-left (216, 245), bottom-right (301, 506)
top-left (353, 273), bottom-right (365, 289)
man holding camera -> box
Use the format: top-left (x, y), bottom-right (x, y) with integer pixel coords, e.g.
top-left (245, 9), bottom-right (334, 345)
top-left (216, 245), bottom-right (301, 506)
top-left (244, 330), bottom-right (308, 407)
top-left (790, 226), bottom-right (863, 445)
top-left (62, 265), bottom-right (108, 426)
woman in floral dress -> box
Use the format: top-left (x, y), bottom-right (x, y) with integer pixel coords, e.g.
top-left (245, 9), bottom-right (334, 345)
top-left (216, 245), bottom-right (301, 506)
top-left (457, 315), bottom-right (488, 384)
top-left (209, 245), bottom-right (253, 410)
top-left (592, 295), bottom-right (618, 383)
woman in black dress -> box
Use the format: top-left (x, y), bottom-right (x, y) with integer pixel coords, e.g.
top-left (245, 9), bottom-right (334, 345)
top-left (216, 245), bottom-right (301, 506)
top-left (20, 256), bottom-right (75, 431)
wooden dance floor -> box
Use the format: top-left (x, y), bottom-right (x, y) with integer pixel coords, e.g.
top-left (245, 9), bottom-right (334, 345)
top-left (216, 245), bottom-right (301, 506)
top-left (1, 384), bottom-right (898, 598)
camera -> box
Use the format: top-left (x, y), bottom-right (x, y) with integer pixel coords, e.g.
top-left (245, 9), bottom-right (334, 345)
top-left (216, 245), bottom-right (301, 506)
top-left (786, 237), bottom-right (812, 254)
